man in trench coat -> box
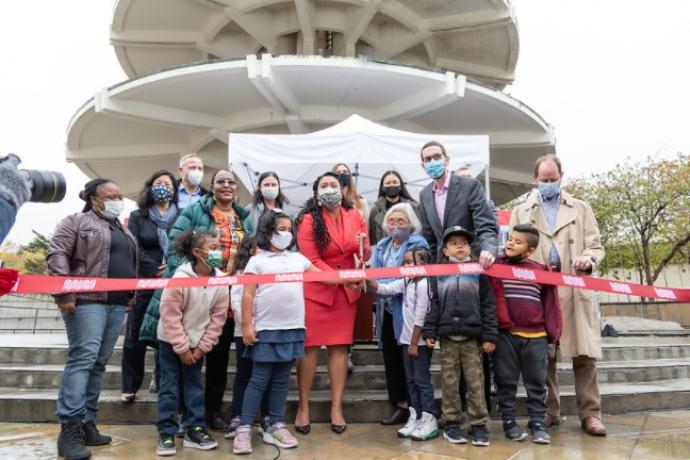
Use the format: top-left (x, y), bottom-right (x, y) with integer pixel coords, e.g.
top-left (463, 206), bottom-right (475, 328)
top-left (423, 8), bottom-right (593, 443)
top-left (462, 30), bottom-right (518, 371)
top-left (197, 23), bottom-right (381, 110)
top-left (510, 154), bottom-right (607, 436)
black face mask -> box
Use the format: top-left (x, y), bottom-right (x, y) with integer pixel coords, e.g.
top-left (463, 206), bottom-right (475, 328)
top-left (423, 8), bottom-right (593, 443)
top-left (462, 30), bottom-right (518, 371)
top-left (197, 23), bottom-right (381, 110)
top-left (337, 173), bottom-right (351, 187)
top-left (383, 185), bottom-right (401, 198)
top-left (506, 253), bottom-right (526, 262)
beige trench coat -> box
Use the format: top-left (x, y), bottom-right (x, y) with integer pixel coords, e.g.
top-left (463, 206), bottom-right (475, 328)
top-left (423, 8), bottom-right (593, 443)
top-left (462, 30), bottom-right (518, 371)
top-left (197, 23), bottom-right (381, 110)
top-left (511, 190), bottom-right (606, 359)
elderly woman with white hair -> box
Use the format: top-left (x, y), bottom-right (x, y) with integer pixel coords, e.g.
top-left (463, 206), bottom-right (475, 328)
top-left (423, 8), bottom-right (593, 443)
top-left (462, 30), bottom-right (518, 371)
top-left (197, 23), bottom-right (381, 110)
top-left (370, 202), bottom-right (430, 425)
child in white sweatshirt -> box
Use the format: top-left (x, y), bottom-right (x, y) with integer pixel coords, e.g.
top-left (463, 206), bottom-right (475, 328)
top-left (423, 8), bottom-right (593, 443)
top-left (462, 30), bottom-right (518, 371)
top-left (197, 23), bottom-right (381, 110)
top-left (367, 247), bottom-right (437, 441)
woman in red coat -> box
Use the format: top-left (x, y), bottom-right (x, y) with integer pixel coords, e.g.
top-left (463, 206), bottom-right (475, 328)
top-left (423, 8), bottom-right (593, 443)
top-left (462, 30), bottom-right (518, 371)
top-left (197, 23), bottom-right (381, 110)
top-left (294, 172), bottom-right (371, 434)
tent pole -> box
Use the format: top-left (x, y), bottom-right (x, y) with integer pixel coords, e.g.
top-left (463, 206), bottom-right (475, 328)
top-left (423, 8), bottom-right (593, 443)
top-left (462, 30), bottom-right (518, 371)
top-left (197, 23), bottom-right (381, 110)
top-left (485, 166), bottom-right (491, 200)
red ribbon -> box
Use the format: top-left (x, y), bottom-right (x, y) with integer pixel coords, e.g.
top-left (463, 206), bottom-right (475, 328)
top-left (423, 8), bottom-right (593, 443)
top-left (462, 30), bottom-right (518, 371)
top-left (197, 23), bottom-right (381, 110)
top-left (7, 263), bottom-right (689, 302)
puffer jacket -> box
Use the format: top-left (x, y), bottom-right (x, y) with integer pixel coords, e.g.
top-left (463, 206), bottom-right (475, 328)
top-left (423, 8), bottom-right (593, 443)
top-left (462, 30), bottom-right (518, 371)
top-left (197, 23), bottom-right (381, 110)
top-left (139, 195), bottom-right (249, 343)
top-left (422, 269), bottom-right (498, 344)
top-left (47, 209), bottom-right (139, 305)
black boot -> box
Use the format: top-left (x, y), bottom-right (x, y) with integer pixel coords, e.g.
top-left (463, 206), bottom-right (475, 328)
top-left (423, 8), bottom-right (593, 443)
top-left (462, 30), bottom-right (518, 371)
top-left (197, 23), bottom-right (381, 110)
top-left (82, 421), bottom-right (112, 446)
top-left (57, 417), bottom-right (91, 460)
top-left (380, 407), bottom-right (409, 425)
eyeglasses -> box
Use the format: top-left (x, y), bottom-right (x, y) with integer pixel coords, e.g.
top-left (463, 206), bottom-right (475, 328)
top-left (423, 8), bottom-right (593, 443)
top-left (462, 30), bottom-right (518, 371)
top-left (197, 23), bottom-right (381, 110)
top-left (215, 179), bottom-right (237, 187)
top-left (422, 153), bottom-right (444, 164)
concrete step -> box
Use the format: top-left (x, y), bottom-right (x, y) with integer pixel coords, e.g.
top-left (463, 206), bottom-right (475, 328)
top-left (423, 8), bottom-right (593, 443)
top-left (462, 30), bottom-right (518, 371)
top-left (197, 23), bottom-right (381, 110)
top-left (3, 357), bottom-right (690, 391)
top-left (3, 378), bottom-right (690, 424)
top-left (5, 339), bottom-right (690, 366)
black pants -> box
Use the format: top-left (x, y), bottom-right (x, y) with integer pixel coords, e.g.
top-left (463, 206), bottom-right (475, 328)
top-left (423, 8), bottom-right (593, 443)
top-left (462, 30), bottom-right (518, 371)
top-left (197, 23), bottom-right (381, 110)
top-left (204, 318), bottom-right (234, 418)
top-left (495, 331), bottom-right (548, 423)
top-left (381, 309), bottom-right (408, 406)
top-left (122, 295), bottom-right (158, 393)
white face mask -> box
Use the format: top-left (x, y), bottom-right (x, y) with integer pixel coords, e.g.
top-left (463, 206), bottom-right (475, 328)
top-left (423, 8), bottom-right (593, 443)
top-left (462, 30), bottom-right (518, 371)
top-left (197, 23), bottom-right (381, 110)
top-left (101, 200), bottom-right (124, 219)
top-left (186, 169), bottom-right (204, 187)
top-left (261, 186), bottom-right (279, 200)
top-left (271, 230), bottom-right (293, 250)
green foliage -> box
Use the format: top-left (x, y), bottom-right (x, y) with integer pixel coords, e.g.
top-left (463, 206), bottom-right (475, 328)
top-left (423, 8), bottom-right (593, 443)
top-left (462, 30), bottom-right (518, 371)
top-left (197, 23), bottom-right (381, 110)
top-left (0, 230), bottom-right (51, 274)
top-left (565, 153), bottom-right (690, 285)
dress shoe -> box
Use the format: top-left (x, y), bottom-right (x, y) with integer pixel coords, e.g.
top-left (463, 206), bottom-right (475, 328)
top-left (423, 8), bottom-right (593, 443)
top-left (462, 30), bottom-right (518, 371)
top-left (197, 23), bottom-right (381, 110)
top-left (380, 407), bottom-right (409, 425)
top-left (581, 416), bottom-right (607, 436)
top-left (294, 424), bottom-right (311, 435)
top-left (331, 424), bottom-right (347, 435)
top-left (545, 414), bottom-right (561, 428)
top-left (207, 414), bottom-right (229, 432)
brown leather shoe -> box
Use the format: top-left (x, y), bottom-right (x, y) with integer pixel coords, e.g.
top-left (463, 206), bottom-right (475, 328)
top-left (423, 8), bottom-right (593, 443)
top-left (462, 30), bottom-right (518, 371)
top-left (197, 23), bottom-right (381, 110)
top-left (545, 414), bottom-right (561, 428)
top-left (581, 416), bottom-right (607, 436)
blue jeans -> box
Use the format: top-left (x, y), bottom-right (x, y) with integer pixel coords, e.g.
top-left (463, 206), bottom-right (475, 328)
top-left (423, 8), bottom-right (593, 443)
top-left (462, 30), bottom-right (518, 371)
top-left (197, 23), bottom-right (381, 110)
top-left (240, 360), bottom-right (293, 426)
top-left (56, 303), bottom-right (127, 421)
top-left (231, 338), bottom-right (269, 419)
top-left (157, 341), bottom-right (205, 435)
top-left (403, 345), bottom-right (436, 416)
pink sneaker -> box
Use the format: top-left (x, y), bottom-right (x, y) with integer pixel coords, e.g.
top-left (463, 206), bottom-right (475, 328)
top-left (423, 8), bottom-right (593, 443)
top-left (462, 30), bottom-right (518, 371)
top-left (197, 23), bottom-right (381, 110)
top-left (232, 426), bottom-right (252, 455)
top-left (262, 422), bottom-right (299, 449)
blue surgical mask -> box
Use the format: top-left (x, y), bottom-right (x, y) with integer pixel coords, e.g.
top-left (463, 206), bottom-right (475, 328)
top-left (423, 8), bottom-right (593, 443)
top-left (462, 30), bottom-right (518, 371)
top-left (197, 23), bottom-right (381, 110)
top-left (538, 181), bottom-right (560, 199)
top-left (425, 160), bottom-right (446, 179)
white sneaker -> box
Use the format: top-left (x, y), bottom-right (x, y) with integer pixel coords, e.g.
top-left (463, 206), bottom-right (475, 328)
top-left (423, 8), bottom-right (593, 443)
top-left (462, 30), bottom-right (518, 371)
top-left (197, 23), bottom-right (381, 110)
top-left (410, 412), bottom-right (439, 441)
top-left (397, 407), bottom-right (418, 438)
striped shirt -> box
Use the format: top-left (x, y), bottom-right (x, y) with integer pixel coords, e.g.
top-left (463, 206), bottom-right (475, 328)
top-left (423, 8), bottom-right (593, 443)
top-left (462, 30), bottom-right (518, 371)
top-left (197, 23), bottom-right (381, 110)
top-left (499, 278), bottom-right (546, 338)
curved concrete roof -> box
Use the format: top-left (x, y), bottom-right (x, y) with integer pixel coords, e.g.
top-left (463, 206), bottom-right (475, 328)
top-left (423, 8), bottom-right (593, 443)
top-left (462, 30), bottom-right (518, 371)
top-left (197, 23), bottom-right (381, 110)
top-left (111, 0), bottom-right (519, 89)
top-left (67, 56), bottom-right (552, 204)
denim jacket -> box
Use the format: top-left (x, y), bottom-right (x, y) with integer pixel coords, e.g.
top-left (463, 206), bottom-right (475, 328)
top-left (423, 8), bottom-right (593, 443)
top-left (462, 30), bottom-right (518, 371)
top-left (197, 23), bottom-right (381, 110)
top-left (371, 233), bottom-right (429, 347)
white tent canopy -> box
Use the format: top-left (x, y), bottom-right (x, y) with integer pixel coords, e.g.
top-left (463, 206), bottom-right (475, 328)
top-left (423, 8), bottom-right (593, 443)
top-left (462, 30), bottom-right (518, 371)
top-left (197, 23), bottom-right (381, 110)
top-left (230, 115), bottom-right (490, 213)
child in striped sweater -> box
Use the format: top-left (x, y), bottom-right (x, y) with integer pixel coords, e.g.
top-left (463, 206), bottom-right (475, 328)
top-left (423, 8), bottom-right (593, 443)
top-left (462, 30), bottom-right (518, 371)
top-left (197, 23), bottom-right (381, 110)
top-left (490, 224), bottom-right (562, 445)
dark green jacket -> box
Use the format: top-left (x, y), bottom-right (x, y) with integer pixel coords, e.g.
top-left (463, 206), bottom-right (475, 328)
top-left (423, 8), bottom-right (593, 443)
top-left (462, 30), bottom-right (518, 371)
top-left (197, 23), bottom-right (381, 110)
top-left (139, 195), bottom-right (249, 344)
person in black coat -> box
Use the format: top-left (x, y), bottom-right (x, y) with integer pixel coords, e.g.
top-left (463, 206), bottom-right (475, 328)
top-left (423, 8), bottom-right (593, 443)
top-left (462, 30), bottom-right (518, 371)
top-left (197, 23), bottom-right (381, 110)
top-left (121, 170), bottom-right (179, 403)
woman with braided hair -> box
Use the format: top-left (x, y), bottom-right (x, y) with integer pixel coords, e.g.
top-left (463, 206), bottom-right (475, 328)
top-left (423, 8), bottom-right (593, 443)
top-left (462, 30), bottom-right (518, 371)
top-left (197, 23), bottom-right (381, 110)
top-left (294, 172), bottom-right (371, 435)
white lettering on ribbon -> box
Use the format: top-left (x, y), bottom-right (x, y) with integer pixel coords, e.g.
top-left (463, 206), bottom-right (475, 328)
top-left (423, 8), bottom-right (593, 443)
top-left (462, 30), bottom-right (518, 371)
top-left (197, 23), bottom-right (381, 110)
top-left (136, 279), bottom-right (169, 289)
top-left (61, 279), bottom-right (97, 292)
top-left (338, 270), bottom-right (366, 280)
top-left (457, 263), bottom-right (481, 274)
top-left (609, 282), bottom-right (633, 294)
top-left (399, 266), bottom-right (427, 277)
top-left (512, 267), bottom-right (536, 281)
top-left (274, 274), bottom-right (304, 282)
top-left (654, 288), bottom-right (677, 300)
top-left (562, 275), bottom-right (586, 288)
top-left (207, 276), bottom-right (238, 286)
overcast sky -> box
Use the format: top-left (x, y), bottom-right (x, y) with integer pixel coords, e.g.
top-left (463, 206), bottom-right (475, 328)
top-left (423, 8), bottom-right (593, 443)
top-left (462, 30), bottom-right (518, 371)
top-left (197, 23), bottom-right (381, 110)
top-left (1, 0), bottom-right (689, 244)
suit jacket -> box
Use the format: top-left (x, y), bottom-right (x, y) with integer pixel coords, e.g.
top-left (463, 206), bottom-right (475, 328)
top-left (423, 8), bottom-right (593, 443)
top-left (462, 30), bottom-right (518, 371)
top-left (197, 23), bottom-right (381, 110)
top-left (297, 207), bottom-right (371, 307)
top-left (419, 174), bottom-right (498, 261)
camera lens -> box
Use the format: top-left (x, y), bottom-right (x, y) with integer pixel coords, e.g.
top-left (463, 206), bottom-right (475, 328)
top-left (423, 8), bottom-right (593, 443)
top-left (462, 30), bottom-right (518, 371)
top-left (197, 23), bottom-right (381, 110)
top-left (23, 169), bottom-right (67, 203)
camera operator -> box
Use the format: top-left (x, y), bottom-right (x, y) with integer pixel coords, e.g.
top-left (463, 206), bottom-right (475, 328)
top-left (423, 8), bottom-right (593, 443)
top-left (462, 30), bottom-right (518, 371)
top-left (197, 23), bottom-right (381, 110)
top-left (0, 154), bottom-right (32, 243)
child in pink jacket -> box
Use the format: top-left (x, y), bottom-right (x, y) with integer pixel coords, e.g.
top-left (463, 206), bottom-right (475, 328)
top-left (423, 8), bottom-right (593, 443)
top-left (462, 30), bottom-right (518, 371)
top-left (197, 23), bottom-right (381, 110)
top-left (155, 230), bottom-right (229, 456)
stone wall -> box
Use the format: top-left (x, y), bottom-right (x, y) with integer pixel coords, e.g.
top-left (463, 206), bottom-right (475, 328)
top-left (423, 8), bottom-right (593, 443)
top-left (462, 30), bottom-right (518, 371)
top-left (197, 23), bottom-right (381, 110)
top-left (602, 302), bottom-right (690, 328)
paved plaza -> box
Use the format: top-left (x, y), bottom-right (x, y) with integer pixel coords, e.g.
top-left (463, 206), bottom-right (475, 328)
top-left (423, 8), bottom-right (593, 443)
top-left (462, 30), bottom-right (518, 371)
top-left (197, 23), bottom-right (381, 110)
top-left (2, 411), bottom-right (690, 459)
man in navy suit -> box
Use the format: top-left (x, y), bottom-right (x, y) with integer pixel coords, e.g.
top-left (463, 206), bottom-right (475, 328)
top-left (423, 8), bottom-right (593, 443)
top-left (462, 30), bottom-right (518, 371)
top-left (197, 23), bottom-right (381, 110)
top-left (418, 141), bottom-right (498, 268)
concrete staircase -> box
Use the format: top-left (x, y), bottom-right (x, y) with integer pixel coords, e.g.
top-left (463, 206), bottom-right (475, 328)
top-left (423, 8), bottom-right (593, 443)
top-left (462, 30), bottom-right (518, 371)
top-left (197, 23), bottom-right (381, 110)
top-left (1, 336), bottom-right (690, 423)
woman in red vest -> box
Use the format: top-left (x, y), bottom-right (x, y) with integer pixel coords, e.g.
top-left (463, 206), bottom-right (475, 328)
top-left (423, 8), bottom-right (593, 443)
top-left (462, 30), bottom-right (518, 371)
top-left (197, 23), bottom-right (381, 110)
top-left (294, 172), bottom-right (371, 435)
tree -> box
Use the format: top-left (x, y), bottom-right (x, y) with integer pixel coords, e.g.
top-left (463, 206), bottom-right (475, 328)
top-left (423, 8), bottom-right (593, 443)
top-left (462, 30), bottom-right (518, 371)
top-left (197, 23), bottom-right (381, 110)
top-left (20, 230), bottom-right (50, 274)
top-left (0, 230), bottom-right (52, 274)
top-left (565, 153), bottom-right (690, 286)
